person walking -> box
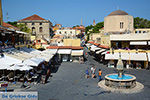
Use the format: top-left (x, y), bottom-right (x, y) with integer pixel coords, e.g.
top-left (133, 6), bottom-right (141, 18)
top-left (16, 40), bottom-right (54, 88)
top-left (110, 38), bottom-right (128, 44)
top-left (85, 68), bottom-right (89, 78)
top-left (98, 69), bottom-right (102, 82)
top-left (91, 66), bottom-right (96, 78)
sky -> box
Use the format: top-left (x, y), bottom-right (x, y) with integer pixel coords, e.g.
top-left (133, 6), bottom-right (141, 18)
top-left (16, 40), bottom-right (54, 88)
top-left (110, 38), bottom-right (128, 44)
top-left (2, 0), bottom-right (150, 27)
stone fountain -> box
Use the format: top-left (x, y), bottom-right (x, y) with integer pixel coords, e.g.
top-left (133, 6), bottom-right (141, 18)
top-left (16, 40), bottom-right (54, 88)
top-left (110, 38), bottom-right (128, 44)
top-left (98, 53), bottom-right (144, 93)
top-left (105, 54), bottom-right (136, 88)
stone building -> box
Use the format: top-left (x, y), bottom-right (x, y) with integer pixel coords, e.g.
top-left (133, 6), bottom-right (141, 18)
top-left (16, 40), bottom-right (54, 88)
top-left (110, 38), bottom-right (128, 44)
top-left (56, 28), bottom-right (77, 39)
top-left (104, 10), bottom-right (134, 34)
top-left (18, 14), bottom-right (53, 41)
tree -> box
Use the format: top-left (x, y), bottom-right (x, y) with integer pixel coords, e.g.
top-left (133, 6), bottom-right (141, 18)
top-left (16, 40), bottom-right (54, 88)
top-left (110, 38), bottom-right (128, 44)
top-left (7, 21), bottom-right (31, 33)
top-left (16, 23), bottom-right (31, 33)
top-left (134, 17), bottom-right (150, 28)
top-left (7, 21), bottom-right (17, 27)
top-left (85, 25), bottom-right (93, 34)
top-left (72, 25), bottom-right (80, 28)
top-left (85, 22), bottom-right (104, 34)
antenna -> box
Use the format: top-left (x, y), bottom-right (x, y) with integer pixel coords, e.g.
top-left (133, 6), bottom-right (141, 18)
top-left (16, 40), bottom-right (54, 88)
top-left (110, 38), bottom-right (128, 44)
top-left (6, 12), bottom-right (9, 21)
top-left (81, 17), bottom-right (83, 26)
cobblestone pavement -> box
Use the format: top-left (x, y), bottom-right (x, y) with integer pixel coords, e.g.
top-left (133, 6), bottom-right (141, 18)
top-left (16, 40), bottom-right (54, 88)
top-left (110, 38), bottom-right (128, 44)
top-left (25, 49), bottom-right (150, 100)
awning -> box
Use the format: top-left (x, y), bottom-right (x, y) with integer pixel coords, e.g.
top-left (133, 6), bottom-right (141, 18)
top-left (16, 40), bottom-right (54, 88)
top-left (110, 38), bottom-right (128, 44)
top-left (130, 41), bottom-right (147, 45)
top-left (58, 49), bottom-right (72, 54)
top-left (148, 41), bottom-right (150, 45)
top-left (101, 51), bottom-right (109, 55)
top-left (105, 53), bottom-right (147, 61)
top-left (0, 55), bottom-right (22, 66)
top-left (71, 50), bottom-right (83, 56)
top-left (121, 53), bottom-right (130, 60)
top-left (129, 53), bottom-right (147, 61)
top-left (16, 31), bottom-right (28, 34)
top-left (23, 57), bottom-right (45, 66)
top-left (35, 54), bottom-right (54, 62)
top-left (90, 47), bottom-right (101, 52)
top-left (96, 49), bottom-right (106, 54)
top-left (46, 49), bottom-right (58, 54)
top-left (90, 45), bottom-right (97, 49)
top-left (42, 49), bottom-right (57, 55)
top-left (148, 53), bottom-right (150, 62)
top-left (105, 53), bottom-right (119, 60)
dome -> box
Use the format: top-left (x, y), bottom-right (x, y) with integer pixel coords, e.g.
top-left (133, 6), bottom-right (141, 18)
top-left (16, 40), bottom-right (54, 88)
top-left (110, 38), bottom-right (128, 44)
top-left (108, 10), bottom-right (128, 16)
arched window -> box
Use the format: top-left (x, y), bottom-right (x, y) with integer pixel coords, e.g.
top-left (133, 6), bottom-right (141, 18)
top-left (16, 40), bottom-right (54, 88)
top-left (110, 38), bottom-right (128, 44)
top-left (120, 22), bottom-right (124, 29)
top-left (32, 27), bottom-right (36, 35)
top-left (39, 27), bottom-right (43, 32)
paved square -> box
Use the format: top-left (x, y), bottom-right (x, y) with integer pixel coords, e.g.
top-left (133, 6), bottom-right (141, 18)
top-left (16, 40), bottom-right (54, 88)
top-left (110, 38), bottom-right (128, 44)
top-left (25, 55), bottom-right (150, 100)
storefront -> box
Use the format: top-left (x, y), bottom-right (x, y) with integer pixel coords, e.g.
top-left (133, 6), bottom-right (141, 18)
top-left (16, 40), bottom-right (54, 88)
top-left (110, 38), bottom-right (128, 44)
top-left (105, 52), bottom-right (147, 69)
top-left (57, 49), bottom-right (72, 62)
top-left (71, 50), bottom-right (83, 62)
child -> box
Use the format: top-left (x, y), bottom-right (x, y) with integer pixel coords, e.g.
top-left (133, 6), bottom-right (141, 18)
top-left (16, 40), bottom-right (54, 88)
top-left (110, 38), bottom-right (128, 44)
top-left (98, 69), bottom-right (102, 82)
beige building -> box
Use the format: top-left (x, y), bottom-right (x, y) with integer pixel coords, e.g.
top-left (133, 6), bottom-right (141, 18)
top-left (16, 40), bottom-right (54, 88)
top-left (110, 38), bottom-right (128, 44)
top-left (134, 28), bottom-right (150, 34)
top-left (104, 10), bottom-right (134, 34)
top-left (18, 14), bottom-right (53, 41)
top-left (63, 39), bottom-right (81, 46)
top-left (56, 29), bottom-right (77, 39)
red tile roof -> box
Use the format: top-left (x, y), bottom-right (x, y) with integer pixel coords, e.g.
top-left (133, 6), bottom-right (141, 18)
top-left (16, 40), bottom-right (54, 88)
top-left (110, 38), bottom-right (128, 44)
top-left (71, 46), bottom-right (84, 50)
top-left (88, 41), bottom-right (94, 44)
top-left (46, 46), bottom-right (59, 49)
top-left (94, 43), bottom-right (100, 46)
top-left (20, 14), bottom-right (46, 20)
top-left (98, 45), bottom-right (110, 49)
top-left (3, 22), bottom-right (19, 30)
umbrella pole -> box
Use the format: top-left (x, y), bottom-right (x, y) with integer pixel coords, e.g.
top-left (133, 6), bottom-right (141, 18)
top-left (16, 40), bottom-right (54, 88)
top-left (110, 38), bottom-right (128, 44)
top-left (14, 70), bottom-right (15, 82)
top-left (3, 70), bottom-right (4, 81)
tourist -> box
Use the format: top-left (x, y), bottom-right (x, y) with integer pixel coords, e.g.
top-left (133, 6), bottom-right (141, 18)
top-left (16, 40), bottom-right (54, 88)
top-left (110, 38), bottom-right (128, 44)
top-left (98, 69), bottom-right (102, 82)
top-left (85, 68), bottom-right (89, 78)
top-left (91, 66), bottom-right (96, 78)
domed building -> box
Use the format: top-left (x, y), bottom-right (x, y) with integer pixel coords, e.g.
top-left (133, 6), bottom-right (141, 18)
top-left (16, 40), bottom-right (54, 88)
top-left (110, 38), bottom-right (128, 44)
top-left (104, 10), bottom-right (134, 34)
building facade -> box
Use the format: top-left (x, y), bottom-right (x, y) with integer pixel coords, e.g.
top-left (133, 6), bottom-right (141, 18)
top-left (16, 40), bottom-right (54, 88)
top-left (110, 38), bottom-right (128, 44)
top-left (56, 29), bottom-right (77, 39)
top-left (18, 14), bottom-right (53, 41)
top-left (104, 10), bottom-right (134, 34)
top-left (134, 28), bottom-right (150, 34)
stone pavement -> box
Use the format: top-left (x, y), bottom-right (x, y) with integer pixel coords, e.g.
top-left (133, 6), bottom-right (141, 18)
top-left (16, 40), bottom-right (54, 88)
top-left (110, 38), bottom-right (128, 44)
top-left (24, 49), bottom-right (150, 100)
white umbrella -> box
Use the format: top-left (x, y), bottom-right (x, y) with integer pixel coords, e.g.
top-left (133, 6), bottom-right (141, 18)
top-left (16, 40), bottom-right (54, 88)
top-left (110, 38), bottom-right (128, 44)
top-left (7, 64), bottom-right (20, 70)
top-left (0, 55), bottom-right (22, 66)
top-left (6, 64), bottom-right (21, 82)
top-left (19, 65), bottom-right (33, 71)
top-left (0, 64), bottom-right (9, 70)
top-left (23, 57), bottom-right (45, 66)
top-left (23, 59), bottom-right (39, 66)
top-left (0, 64), bottom-right (9, 80)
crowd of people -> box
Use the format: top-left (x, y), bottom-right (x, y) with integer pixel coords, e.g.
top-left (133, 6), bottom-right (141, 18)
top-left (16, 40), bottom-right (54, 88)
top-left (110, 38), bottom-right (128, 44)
top-left (85, 65), bottom-right (102, 82)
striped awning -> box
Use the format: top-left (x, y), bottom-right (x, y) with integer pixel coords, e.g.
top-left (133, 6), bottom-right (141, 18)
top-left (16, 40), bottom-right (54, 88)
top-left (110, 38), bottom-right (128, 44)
top-left (90, 47), bottom-right (101, 52)
top-left (96, 49), bottom-right (106, 54)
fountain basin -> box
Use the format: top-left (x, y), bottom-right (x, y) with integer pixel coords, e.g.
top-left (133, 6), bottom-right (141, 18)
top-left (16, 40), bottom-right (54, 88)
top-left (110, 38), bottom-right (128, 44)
top-left (105, 73), bottom-right (136, 89)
